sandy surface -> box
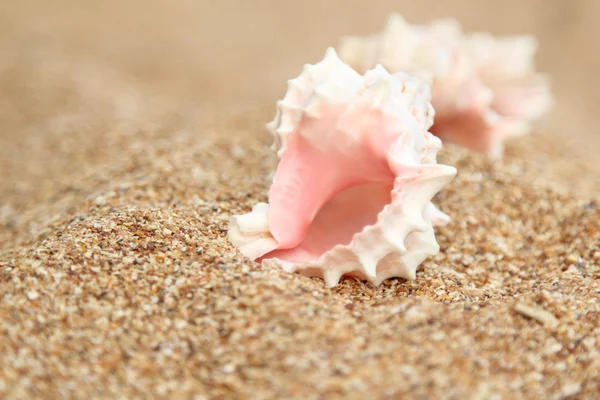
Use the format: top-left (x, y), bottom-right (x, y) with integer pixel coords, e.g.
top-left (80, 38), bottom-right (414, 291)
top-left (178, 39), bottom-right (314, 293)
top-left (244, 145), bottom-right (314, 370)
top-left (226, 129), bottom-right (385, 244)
top-left (1, 1), bottom-right (599, 398)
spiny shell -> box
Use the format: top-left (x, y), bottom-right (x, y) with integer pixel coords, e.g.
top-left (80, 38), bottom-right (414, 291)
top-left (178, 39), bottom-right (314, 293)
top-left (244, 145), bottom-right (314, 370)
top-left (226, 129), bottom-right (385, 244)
top-left (228, 48), bottom-right (456, 287)
top-left (338, 14), bottom-right (553, 158)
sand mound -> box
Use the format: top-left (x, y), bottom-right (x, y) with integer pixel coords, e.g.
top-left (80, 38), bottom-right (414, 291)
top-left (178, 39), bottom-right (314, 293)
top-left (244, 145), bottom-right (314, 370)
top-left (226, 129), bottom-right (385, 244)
top-left (1, 1), bottom-right (599, 398)
top-left (2, 104), bottom-right (599, 398)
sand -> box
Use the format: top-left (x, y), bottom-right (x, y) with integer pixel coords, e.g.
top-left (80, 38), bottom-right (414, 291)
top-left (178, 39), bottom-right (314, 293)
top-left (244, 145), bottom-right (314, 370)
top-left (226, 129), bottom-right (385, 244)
top-left (1, 1), bottom-right (599, 399)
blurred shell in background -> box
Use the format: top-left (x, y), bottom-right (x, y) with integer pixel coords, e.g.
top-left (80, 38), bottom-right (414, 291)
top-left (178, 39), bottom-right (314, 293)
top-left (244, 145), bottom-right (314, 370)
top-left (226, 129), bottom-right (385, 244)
top-left (339, 14), bottom-right (554, 158)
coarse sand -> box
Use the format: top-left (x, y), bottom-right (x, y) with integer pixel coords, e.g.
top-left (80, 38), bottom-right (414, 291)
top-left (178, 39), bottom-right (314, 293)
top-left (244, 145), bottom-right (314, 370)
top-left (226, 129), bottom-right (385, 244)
top-left (1, 1), bottom-right (600, 399)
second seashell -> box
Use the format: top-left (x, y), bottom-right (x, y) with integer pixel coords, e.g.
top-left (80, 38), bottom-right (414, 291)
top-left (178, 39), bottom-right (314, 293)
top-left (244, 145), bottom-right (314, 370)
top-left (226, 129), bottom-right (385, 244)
top-left (228, 48), bottom-right (456, 287)
top-left (338, 14), bottom-right (553, 158)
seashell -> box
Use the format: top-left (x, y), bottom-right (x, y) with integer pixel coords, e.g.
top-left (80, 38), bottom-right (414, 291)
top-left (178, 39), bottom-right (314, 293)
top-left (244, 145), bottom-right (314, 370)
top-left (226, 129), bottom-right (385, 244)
top-left (338, 14), bottom-right (553, 158)
top-left (228, 48), bottom-right (456, 287)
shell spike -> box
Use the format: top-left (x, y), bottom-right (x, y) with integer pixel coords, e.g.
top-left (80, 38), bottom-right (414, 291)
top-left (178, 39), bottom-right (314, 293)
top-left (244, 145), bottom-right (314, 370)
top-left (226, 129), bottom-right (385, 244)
top-left (383, 234), bottom-right (407, 254)
top-left (302, 64), bottom-right (316, 79)
top-left (372, 64), bottom-right (390, 75)
top-left (324, 47), bottom-right (339, 61)
top-left (386, 13), bottom-right (406, 27)
top-left (266, 120), bottom-right (277, 134)
top-left (404, 266), bottom-right (417, 281)
top-left (323, 269), bottom-right (343, 288)
top-left (359, 256), bottom-right (378, 282)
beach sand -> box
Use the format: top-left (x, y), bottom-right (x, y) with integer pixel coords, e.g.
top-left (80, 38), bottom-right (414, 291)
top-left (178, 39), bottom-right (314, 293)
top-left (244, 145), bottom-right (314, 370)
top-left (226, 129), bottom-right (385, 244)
top-left (1, 1), bottom-right (599, 398)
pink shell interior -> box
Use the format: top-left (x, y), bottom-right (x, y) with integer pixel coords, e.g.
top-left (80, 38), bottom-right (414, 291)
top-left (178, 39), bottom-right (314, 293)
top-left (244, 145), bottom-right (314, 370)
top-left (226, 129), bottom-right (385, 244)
top-left (263, 182), bottom-right (392, 263)
top-left (265, 99), bottom-right (399, 263)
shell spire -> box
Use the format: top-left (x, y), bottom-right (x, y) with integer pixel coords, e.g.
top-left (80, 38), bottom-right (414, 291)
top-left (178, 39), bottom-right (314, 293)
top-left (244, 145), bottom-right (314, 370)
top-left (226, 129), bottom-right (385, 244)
top-left (229, 48), bottom-right (456, 287)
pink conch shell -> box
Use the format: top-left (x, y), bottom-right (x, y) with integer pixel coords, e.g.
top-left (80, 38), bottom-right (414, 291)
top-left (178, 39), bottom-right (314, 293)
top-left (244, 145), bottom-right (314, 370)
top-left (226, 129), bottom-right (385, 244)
top-left (228, 48), bottom-right (456, 287)
top-left (338, 14), bottom-right (553, 158)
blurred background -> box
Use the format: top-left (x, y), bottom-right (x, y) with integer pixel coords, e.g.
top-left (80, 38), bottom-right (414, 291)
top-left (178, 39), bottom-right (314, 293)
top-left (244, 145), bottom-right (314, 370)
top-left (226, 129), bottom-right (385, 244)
top-left (1, 0), bottom-right (598, 220)
top-left (2, 0), bottom-right (597, 114)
